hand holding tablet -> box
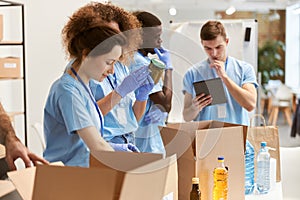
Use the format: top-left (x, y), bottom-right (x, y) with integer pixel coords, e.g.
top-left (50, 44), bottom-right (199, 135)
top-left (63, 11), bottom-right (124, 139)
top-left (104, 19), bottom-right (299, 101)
top-left (193, 77), bottom-right (227, 106)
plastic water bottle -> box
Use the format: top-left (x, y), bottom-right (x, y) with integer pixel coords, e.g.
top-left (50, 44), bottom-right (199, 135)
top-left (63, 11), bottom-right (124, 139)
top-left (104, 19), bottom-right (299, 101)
top-left (256, 141), bottom-right (270, 194)
top-left (213, 156), bottom-right (228, 200)
top-left (244, 140), bottom-right (255, 195)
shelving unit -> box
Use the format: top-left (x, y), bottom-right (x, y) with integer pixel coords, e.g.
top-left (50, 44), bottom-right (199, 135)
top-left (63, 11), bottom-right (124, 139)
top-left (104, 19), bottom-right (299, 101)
top-left (0, 0), bottom-right (27, 145)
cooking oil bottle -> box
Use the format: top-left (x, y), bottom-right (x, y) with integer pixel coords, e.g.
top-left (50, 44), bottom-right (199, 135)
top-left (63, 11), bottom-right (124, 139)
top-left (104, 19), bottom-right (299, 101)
top-left (213, 156), bottom-right (228, 200)
top-left (190, 177), bottom-right (201, 200)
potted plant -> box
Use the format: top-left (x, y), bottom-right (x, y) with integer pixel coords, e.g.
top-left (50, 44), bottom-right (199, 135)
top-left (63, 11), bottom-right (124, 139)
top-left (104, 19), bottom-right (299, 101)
top-left (258, 40), bottom-right (286, 86)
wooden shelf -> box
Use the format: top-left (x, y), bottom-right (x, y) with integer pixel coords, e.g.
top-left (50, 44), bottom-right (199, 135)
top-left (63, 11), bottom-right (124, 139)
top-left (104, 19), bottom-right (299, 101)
top-left (0, 41), bottom-right (23, 45)
top-left (0, 77), bottom-right (23, 80)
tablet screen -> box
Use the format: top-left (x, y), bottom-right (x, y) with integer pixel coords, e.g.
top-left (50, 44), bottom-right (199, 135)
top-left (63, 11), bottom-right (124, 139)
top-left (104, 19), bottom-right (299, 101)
top-left (193, 77), bottom-right (227, 106)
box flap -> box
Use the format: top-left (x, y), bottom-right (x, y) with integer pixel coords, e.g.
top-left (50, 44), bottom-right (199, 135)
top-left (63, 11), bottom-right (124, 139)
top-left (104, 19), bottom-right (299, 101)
top-left (90, 151), bottom-right (164, 200)
top-left (0, 180), bottom-right (15, 197)
top-left (32, 165), bottom-right (118, 200)
top-left (7, 166), bottom-right (36, 200)
top-left (119, 154), bottom-right (178, 200)
top-left (90, 151), bottom-right (163, 172)
top-left (196, 126), bottom-right (245, 200)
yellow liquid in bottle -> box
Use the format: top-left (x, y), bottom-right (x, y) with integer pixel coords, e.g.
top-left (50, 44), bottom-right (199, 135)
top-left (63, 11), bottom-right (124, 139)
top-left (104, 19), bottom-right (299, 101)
top-left (213, 167), bottom-right (228, 200)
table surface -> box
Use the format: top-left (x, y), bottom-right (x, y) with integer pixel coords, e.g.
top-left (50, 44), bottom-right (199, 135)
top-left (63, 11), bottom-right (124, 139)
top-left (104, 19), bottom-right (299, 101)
top-left (245, 182), bottom-right (283, 200)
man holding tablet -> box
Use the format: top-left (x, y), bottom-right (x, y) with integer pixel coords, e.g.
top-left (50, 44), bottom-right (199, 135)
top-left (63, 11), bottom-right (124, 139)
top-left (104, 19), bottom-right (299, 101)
top-left (182, 20), bottom-right (258, 126)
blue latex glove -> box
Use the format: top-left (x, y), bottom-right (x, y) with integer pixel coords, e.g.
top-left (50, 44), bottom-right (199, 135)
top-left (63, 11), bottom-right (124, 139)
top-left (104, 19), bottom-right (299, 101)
top-left (115, 65), bottom-right (149, 98)
top-left (154, 47), bottom-right (173, 70)
top-left (144, 107), bottom-right (168, 125)
top-left (135, 75), bottom-right (154, 101)
top-left (109, 143), bottom-right (140, 152)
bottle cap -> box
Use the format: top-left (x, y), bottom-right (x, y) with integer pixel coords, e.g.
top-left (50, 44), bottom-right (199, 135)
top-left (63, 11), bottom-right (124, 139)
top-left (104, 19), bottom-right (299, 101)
top-left (261, 141), bottom-right (267, 147)
top-left (217, 156), bottom-right (224, 161)
top-left (192, 177), bottom-right (199, 184)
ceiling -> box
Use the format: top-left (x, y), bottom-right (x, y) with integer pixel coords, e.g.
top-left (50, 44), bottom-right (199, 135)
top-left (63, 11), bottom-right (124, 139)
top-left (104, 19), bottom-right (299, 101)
top-left (110, 0), bottom-right (299, 12)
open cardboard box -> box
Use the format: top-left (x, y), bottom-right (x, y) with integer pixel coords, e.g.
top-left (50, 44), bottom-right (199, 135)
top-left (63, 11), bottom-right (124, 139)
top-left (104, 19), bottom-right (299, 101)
top-left (8, 151), bottom-right (178, 200)
top-left (160, 120), bottom-right (247, 200)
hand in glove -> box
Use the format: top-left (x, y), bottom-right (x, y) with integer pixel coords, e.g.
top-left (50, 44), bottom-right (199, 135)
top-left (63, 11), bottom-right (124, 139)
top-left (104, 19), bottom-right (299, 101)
top-left (154, 47), bottom-right (173, 70)
top-left (144, 106), bottom-right (168, 125)
top-left (135, 75), bottom-right (154, 101)
top-left (115, 65), bottom-right (149, 98)
top-left (109, 143), bottom-right (140, 152)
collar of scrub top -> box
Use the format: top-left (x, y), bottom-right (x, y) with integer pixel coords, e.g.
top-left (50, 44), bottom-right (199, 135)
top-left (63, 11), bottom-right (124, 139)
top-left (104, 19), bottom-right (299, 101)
top-left (70, 67), bottom-right (103, 136)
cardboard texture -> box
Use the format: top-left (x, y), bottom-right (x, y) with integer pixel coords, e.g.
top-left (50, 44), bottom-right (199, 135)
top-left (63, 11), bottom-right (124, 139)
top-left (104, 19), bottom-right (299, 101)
top-left (0, 180), bottom-right (15, 198)
top-left (160, 120), bottom-right (247, 200)
top-left (0, 57), bottom-right (21, 78)
top-left (90, 151), bottom-right (178, 200)
top-left (8, 152), bottom-right (178, 200)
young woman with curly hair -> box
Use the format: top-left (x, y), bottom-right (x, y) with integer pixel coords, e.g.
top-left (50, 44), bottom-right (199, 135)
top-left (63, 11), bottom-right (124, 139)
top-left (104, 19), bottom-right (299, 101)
top-left (43, 4), bottom-right (152, 166)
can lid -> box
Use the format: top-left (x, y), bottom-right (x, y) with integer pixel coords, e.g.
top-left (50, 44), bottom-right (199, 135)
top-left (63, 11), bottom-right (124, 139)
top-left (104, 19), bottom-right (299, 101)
top-left (151, 58), bottom-right (166, 69)
top-left (192, 177), bottom-right (199, 184)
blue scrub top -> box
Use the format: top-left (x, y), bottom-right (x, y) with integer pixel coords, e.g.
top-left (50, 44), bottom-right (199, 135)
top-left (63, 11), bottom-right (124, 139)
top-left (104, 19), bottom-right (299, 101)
top-left (127, 52), bottom-right (166, 154)
top-left (182, 56), bottom-right (258, 126)
top-left (43, 73), bottom-right (102, 167)
top-left (89, 61), bottom-right (138, 141)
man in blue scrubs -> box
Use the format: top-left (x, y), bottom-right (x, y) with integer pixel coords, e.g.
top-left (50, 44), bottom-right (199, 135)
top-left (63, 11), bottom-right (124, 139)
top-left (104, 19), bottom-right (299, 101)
top-left (182, 20), bottom-right (258, 126)
top-left (128, 11), bottom-right (173, 154)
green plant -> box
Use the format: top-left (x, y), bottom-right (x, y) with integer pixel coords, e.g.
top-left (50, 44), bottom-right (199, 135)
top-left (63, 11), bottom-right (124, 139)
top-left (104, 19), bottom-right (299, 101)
top-left (258, 40), bottom-right (285, 85)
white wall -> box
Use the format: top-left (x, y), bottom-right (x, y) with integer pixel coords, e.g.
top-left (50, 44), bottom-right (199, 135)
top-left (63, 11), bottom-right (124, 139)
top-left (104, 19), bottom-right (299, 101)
top-left (13, 0), bottom-right (89, 155)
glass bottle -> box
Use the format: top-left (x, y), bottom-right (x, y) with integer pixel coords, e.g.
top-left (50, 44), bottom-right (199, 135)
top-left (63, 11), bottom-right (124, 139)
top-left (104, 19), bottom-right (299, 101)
top-left (213, 156), bottom-right (228, 200)
top-left (190, 177), bottom-right (201, 200)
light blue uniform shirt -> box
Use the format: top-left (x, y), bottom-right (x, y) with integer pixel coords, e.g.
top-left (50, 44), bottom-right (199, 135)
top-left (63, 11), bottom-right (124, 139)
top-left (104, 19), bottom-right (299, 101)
top-left (89, 62), bottom-right (138, 142)
top-left (128, 52), bottom-right (165, 154)
top-left (43, 73), bottom-right (102, 167)
top-left (182, 56), bottom-right (258, 126)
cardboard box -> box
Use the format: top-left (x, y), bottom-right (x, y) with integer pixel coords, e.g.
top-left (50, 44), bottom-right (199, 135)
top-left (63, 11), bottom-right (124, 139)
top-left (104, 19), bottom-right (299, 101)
top-left (160, 120), bottom-right (247, 200)
top-left (8, 152), bottom-right (178, 200)
top-left (0, 57), bottom-right (21, 78)
top-left (90, 151), bottom-right (178, 200)
top-left (0, 180), bottom-right (15, 198)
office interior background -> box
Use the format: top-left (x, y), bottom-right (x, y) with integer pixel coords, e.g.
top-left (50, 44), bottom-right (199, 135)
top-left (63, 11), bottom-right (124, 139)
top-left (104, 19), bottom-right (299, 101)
top-left (0, 0), bottom-right (299, 157)
top-left (1, 0), bottom-right (300, 179)
top-left (1, 0), bottom-right (300, 199)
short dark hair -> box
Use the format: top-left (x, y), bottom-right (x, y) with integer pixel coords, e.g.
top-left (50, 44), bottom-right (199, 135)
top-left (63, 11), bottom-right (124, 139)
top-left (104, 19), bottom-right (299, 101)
top-left (133, 11), bottom-right (161, 27)
top-left (200, 20), bottom-right (227, 41)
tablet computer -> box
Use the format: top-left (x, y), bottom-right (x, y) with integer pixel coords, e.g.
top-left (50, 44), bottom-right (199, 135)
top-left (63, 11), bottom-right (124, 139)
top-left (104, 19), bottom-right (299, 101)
top-left (193, 77), bottom-right (227, 106)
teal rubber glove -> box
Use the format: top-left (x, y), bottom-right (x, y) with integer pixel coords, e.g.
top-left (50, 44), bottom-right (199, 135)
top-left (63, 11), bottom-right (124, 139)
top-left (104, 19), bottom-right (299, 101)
top-left (109, 143), bottom-right (140, 152)
top-left (144, 106), bottom-right (168, 125)
top-left (115, 65), bottom-right (149, 98)
top-left (135, 75), bottom-right (154, 101)
top-left (154, 47), bottom-right (173, 70)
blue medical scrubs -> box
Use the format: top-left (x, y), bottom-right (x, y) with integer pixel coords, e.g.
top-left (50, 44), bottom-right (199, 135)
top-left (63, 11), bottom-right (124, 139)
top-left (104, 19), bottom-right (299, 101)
top-left (43, 73), bottom-right (102, 167)
top-left (89, 61), bottom-right (138, 143)
top-left (128, 52), bottom-right (166, 154)
top-left (182, 56), bottom-right (258, 126)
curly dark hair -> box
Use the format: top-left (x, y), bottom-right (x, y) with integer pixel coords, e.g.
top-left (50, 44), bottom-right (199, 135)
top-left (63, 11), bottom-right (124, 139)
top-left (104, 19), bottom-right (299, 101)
top-left (62, 2), bottom-right (141, 63)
